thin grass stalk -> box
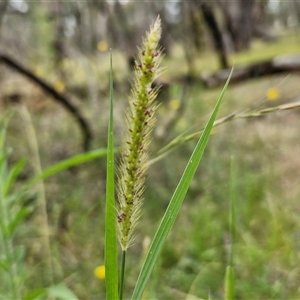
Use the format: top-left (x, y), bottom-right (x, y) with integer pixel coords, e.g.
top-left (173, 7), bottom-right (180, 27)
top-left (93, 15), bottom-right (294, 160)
top-left (119, 250), bottom-right (126, 300)
top-left (104, 50), bottom-right (119, 300)
top-left (18, 105), bottom-right (54, 287)
top-left (224, 156), bottom-right (236, 300)
top-left (157, 100), bottom-right (300, 157)
top-left (0, 120), bottom-right (21, 299)
top-left (229, 156), bottom-right (236, 266)
top-left (224, 266), bottom-right (235, 300)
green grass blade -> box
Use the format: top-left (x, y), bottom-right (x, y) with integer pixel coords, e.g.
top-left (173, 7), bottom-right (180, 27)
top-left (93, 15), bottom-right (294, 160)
top-left (105, 50), bottom-right (118, 299)
top-left (25, 148), bottom-right (107, 188)
top-left (229, 156), bottom-right (236, 265)
top-left (4, 158), bottom-right (26, 196)
top-left (225, 266), bottom-right (235, 300)
top-left (131, 68), bottom-right (234, 300)
top-left (224, 156), bottom-right (236, 300)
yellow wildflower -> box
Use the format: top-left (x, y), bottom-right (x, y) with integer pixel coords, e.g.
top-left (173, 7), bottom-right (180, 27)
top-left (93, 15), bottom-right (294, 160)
top-left (169, 99), bottom-right (181, 110)
top-left (97, 40), bottom-right (109, 52)
top-left (266, 87), bottom-right (280, 101)
top-left (94, 265), bottom-right (105, 279)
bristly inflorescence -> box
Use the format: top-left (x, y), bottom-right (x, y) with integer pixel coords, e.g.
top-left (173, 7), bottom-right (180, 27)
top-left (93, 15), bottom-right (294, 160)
top-left (117, 16), bottom-right (162, 251)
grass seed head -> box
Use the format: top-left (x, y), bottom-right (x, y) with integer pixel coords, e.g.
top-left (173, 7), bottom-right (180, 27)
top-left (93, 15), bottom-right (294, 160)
top-left (117, 16), bottom-right (162, 251)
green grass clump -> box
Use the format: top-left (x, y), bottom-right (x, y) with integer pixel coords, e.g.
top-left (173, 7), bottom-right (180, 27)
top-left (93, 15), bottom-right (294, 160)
top-left (0, 116), bottom-right (25, 299)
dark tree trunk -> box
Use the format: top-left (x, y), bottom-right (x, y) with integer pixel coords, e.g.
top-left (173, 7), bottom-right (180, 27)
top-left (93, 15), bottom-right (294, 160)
top-left (188, 5), bottom-right (204, 51)
top-left (111, 0), bottom-right (138, 70)
top-left (219, 0), bottom-right (256, 51)
top-left (200, 3), bottom-right (229, 69)
top-left (237, 0), bottom-right (255, 50)
top-left (51, 2), bottom-right (66, 78)
top-left (0, 0), bottom-right (8, 31)
top-left (218, 0), bottom-right (239, 52)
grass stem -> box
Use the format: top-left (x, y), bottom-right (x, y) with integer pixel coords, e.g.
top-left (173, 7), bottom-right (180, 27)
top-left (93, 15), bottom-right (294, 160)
top-left (0, 164), bottom-right (20, 299)
top-left (18, 105), bottom-right (54, 287)
top-left (157, 100), bottom-right (300, 157)
top-left (119, 250), bottom-right (126, 300)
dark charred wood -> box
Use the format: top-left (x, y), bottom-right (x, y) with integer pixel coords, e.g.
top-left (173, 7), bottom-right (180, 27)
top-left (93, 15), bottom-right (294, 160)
top-left (0, 53), bottom-right (93, 150)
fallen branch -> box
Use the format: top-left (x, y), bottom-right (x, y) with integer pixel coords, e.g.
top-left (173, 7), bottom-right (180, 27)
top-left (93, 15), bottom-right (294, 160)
top-left (0, 53), bottom-right (92, 150)
top-left (201, 54), bottom-right (300, 88)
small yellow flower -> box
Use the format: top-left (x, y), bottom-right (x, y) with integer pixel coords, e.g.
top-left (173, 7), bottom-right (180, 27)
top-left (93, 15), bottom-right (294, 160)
top-left (97, 40), bottom-right (108, 52)
top-left (266, 87), bottom-right (280, 101)
top-left (169, 99), bottom-right (181, 110)
top-left (94, 265), bottom-right (105, 279)
top-left (54, 79), bottom-right (65, 93)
